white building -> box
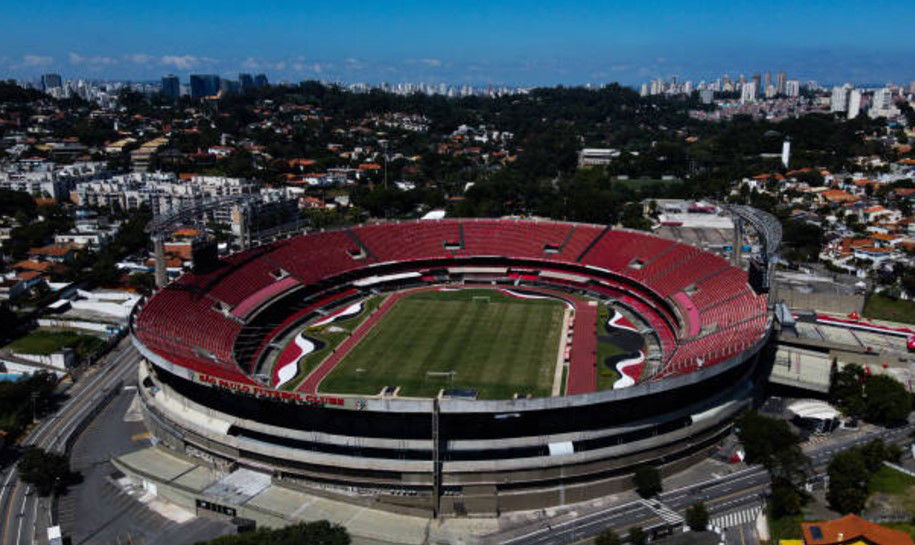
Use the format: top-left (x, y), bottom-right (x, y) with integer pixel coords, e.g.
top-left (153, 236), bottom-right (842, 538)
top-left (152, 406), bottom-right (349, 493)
top-left (786, 80), bottom-right (801, 97)
top-left (740, 81), bottom-right (757, 104)
top-left (847, 89), bottom-right (862, 120)
top-left (830, 85), bottom-right (850, 113)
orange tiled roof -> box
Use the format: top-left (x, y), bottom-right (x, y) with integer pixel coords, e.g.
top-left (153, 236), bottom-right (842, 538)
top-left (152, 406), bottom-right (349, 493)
top-left (802, 515), bottom-right (913, 545)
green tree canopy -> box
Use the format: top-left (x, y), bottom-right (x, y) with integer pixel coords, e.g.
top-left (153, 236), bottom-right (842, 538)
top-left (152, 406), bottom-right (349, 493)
top-left (685, 502), bottom-right (709, 532)
top-left (202, 520), bottom-right (350, 545)
top-left (632, 465), bottom-right (662, 498)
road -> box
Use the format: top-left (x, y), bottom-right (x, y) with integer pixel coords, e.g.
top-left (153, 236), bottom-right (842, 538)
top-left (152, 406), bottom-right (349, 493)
top-left (0, 340), bottom-right (140, 545)
top-left (489, 423), bottom-right (914, 545)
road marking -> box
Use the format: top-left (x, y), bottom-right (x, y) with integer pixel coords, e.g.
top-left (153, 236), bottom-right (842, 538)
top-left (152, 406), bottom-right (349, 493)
top-left (131, 432), bottom-right (152, 442)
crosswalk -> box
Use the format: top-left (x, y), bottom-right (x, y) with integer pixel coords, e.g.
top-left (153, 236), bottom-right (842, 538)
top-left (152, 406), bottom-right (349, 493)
top-left (639, 499), bottom-right (684, 524)
top-left (710, 505), bottom-right (762, 529)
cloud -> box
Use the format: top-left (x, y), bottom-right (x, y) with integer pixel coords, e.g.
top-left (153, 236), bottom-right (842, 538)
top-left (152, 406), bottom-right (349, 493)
top-left (22, 54), bottom-right (53, 66)
top-left (68, 52), bottom-right (118, 66)
top-left (126, 53), bottom-right (153, 64)
top-left (160, 55), bottom-right (208, 70)
top-left (419, 58), bottom-right (442, 67)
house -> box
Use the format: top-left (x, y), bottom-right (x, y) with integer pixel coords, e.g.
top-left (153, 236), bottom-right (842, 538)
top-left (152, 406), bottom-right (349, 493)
top-left (27, 245), bottom-right (76, 264)
top-left (801, 515), bottom-right (913, 545)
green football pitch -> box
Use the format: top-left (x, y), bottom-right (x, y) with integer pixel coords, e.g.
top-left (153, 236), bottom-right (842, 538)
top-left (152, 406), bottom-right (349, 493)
top-left (320, 289), bottom-right (566, 399)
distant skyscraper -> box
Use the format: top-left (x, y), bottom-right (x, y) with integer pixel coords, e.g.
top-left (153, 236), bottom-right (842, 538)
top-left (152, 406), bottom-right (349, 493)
top-left (909, 81), bottom-right (915, 95)
top-left (764, 71), bottom-right (772, 90)
top-left (189, 74), bottom-right (221, 98)
top-left (847, 89), bottom-right (862, 119)
top-left (740, 81), bottom-right (757, 104)
top-left (786, 80), bottom-right (800, 97)
top-left (699, 89), bottom-right (714, 104)
top-left (752, 73), bottom-right (762, 97)
top-left (41, 73), bottom-right (62, 91)
top-left (781, 139), bottom-right (791, 169)
top-left (830, 86), bottom-right (849, 113)
top-left (253, 74), bottom-right (268, 88)
top-left (639, 83), bottom-right (649, 97)
top-left (776, 71), bottom-right (787, 95)
top-left (160, 74), bottom-right (180, 99)
top-left (239, 73), bottom-right (254, 91)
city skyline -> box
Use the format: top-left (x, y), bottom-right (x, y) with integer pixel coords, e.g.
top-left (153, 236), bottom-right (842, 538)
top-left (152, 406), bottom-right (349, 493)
top-left (1, 0), bottom-right (914, 86)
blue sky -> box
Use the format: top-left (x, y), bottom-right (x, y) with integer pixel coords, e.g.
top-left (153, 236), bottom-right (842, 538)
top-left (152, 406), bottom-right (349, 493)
top-left (1, 1), bottom-right (913, 86)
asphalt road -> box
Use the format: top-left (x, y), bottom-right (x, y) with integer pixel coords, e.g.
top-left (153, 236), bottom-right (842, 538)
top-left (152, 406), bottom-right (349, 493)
top-left (56, 372), bottom-right (232, 545)
top-left (488, 423), bottom-right (915, 545)
top-left (0, 340), bottom-right (140, 545)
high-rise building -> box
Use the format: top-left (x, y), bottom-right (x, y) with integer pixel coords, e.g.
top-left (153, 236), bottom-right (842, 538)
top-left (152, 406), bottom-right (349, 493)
top-left (830, 86), bottom-right (849, 113)
top-left (786, 80), bottom-right (801, 97)
top-left (869, 88), bottom-right (897, 119)
top-left (740, 81), bottom-right (757, 104)
top-left (699, 89), bottom-right (714, 104)
top-left (764, 71), bottom-right (772, 90)
top-left (189, 74), bottom-right (221, 98)
top-left (752, 73), bottom-right (762, 97)
top-left (253, 74), bottom-right (268, 88)
top-left (160, 74), bottom-right (180, 99)
top-left (41, 73), bottom-right (62, 91)
top-left (909, 81), bottom-right (915, 95)
top-left (781, 139), bottom-right (791, 169)
top-left (639, 83), bottom-right (649, 97)
top-left (239, 73), bottom-right (254, 91)
top-left (776, 71), bottom-right (787, 95)
top-left (847, 89), bottom-right (862, 120)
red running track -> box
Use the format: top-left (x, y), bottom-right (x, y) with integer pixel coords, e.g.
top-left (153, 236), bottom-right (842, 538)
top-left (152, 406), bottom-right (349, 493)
top-left (566, 300), bottom-right (598, 395)
top-left (295, 291), bottom-right (408, 394)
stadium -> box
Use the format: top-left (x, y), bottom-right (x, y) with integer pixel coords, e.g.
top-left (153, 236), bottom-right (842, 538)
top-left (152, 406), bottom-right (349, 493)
top-left (131, 216), bottom-right (776, 516)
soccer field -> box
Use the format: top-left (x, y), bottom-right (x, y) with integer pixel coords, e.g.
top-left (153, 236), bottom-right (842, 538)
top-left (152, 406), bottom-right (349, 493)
top-left (320, 289), bottom-right (566, 399)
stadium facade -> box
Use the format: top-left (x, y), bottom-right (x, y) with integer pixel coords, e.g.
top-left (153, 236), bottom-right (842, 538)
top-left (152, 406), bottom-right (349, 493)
top-left (132, 219), bottom-right (774, 516)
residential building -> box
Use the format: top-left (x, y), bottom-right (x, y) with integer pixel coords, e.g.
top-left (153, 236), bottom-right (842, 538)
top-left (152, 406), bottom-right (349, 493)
top-left (740, 81), bottom-right (757, 104)
top-left (801, 515), bottom-right (913, 545)
top-left (830, 86), bottom-right (849, 113)
top-left (786, 80), bottom-right (801, 97)
top-left (847, 89), bottom-right (862, 119)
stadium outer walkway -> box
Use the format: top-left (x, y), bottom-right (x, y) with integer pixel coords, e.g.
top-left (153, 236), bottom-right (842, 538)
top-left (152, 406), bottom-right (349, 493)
top-left (565, 299), bottom-right (598, 395)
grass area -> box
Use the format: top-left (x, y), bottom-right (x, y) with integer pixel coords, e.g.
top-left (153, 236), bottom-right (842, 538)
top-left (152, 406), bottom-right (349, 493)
top-left (863, 294), bottom-right (915, 324)
top-left (279, 296), bottom-right (383, 391)
top-left (322, 289), bottom-right (565, 399)
top-left (869, 465), bottom-right (915, 495)
top-left (596, 342), bottom-right (625, 390)
top-left (7, 330), bottom-right (105, 358)
top-left (882, 523), bottom-right (915, 540)
top-left (768, 512), bottom-right (806, 543)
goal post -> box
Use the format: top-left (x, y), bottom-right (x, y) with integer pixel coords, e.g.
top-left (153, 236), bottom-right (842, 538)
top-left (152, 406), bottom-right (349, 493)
top-left (425, 370), bottom-right (456, 384)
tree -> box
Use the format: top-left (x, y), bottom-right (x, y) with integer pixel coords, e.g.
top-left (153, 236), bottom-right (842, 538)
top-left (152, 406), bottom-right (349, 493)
top-left (826, 449), bottom-right (870, 513)
top-left (632, 465), bottom-right (662, 498)
top-left (735, 412), bottom-right (808, 482)
top-left (685, 502), bottom-right (709, 532)
top-left (863, 375), bottom-right (912, 425)
top-left (832, 365), bottom-right (912, 425)
top-left (17, 448), bottom-right (79, 496)
top-left (770, 482), bottom-right (806, 517)
top-left (628, 526), bottom-right (648, 545)
top-left (830, 364), bottom-right (867, 418)
top-left (204, 520), bottom-right (350, 545)
top-left (594, 529), bottom-right (621, 545)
